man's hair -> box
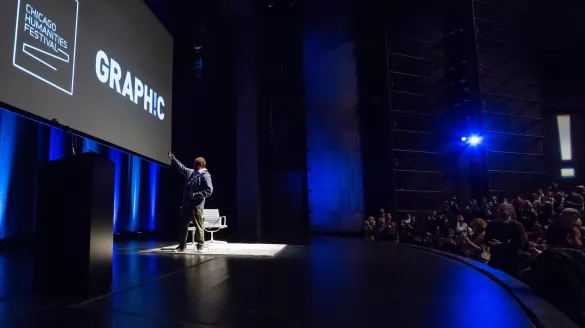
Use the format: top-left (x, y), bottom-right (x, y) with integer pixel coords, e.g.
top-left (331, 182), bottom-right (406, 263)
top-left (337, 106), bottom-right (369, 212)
top-left (471, 218), bottom-right (487, 231)
top-left (546, 223), bottom-right (578, 246)
top-left (498, 203), bottom-right (515, 217)
top-left (194, 157), bottom-right (206, 168)
top-left (560, 208), bottom-right (580, 223)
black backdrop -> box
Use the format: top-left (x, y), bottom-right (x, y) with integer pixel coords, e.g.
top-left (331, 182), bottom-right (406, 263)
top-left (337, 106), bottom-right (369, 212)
top-left (156, 0), bottom-right (238, 241)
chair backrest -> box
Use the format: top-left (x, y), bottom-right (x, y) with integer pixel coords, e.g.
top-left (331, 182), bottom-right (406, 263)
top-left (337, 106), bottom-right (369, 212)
top-left (203, 209), bottom-right (222, 228)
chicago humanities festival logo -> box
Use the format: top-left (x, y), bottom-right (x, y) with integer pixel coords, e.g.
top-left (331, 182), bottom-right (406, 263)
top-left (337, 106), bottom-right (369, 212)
top-left (12, 0), bottom-right (79, 95)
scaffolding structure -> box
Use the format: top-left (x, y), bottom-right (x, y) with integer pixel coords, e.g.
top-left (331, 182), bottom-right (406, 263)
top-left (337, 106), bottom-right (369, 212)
top-left (382, 0), bottom-right (545, 214)
top-left (384, 0), bottom-right (452, 213)
top-left (472, 0), bottom-right (545, 197)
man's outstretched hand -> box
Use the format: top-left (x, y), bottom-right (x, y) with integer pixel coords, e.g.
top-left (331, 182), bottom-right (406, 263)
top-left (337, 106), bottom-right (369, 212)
top-left (168, 152), bottom-right (175, 161)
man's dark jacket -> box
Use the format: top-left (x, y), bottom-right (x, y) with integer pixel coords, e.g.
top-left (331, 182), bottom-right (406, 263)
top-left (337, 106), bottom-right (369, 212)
top-left (523, 247), bottom-right (585, 327)
top-left (173, 158), bottom-right (213, 209)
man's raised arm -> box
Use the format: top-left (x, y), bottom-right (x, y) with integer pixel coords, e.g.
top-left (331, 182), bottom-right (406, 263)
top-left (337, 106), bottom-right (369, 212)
top-left (168, 153), bottom-right (190, 177)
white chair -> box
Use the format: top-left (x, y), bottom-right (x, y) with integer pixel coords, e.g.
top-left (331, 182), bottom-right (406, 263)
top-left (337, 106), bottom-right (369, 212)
top-left (188, 209), bottom-right (228, 246)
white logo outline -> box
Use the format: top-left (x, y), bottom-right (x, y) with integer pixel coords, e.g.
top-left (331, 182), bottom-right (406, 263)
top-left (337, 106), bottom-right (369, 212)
top-left (12, 0), bottom-right (79, 95)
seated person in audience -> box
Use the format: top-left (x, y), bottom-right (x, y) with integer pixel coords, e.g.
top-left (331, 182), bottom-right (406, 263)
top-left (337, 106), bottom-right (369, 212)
top-left (558, 208), bottom-right (582, 227)
top-left (400, 214), bottom-right (413, 242)
top-left (410, 215), bottom-right (417, 230)
top-left (522, 223), bottom-right (585, 327)
top-left (363, 216), bottom-right (375, 240)
top-left (427, 211), bottom-right (438, 231)
top-left (375, 213), bottom-right (388, 240)
top-left (429, 226), bottom-right (439, 247)
top-left (462, 218), bottom-right (489, 263)
top-left (468, 199), bottom-right (481, 218)
top-left (520, 201), bottom-right (537, 231)
top-left (540, 198), bottom-right (554, 226)
top-left (565, 186), bottom-right (585, 214)
top-left (439, 229), bottom-right (457, 252)
top-left (449, 195), bottom-right (460, 215)
top-left (484, 203), bottom-right (527, 276)
top-left (532, 193), bottom-right (542, 216)
top-left (383, 217), bottom-right (398, 242)
top-left (558, 208), bottom-right (585, 245)
top-left (512, 194), bottom-right (524, 222)
top-left (529, 223), bottom-right (547, 250)
top-left (402, 213), bottom-right (412, 226)
top-left (553, 191), bottom-right (566, 214)
top-left (455, 215), bottom-right (468, 234)
top-left (385, 213), bottom-right (393, 224)
top-left (436, 212), bottom-right (449, 237)
top-left (377, 209), bottom-right (386, 228)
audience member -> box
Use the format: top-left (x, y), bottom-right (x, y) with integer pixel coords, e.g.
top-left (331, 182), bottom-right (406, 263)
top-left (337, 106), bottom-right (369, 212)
top-left (484, 203), bottom-right (527, 275)
top-left (363, 216), bottom-right (375, 241)
top-left (565, 186), bottom-right (585, 213)
top-left (455, 215), bottom-right (467, 234)
top-left (523, 223), bottom-right (585, 327)
top-left (462, 218), bottom-right (489, 263)
top-left (366, 182), bottom-right (585, 285)
top-left (559, 208), bottom-right (582, 227)
top-left (377, 209), bottom-right (386, 227)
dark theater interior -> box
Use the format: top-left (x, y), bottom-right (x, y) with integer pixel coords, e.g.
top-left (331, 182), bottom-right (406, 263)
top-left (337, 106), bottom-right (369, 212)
top-left (2, 0), bottom-right (585, 327)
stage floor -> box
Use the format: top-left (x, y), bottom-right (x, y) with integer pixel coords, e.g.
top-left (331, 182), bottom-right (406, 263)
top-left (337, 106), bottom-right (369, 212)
top-left (0, 238), bottom-right (535, 327)
top-left (141, 242), bottom-right (287, 257)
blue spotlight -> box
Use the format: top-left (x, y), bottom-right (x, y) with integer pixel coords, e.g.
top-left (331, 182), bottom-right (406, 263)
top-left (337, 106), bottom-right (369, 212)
top-left (461, 137), bottom-right (467, 142)
top-left (469, 136), bottom-right (482, 146)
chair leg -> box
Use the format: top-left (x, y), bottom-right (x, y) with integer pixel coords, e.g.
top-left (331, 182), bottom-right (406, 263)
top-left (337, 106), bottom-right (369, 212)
top-left (208, 230), bottom-right (227, 244)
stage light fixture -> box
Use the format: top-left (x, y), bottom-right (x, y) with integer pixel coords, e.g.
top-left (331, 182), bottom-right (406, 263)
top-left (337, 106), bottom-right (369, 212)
top-left (469, 136), bottom-right (482, 146)
top-left (461, 136), bottom-right (467, 141)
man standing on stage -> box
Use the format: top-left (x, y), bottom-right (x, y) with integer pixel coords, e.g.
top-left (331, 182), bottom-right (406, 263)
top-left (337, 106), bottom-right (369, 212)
top-left (169, 153), bottom-right (213, 252)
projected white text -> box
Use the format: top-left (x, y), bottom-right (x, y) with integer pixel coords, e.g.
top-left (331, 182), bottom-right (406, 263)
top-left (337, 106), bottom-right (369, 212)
top-left (96, 50), bottom-right (165, 121)
top-left (12, 0), bottom-right (79, 94)
top-left (23, 4), bottom-right (68, 53)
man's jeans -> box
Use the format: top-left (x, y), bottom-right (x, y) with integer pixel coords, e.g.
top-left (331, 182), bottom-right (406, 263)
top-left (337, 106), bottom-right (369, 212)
top-left (179, 205), bottom-right (204, 248)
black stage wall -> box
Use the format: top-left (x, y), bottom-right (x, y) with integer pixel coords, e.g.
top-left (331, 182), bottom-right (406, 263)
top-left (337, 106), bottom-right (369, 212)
top-left (257, 0), bottom-right (309, 244)
top-left (233, 0), bottom-right (263, 242)
top-left (158, 0), bottom-right (238, 241)
top-left (355, 1), bottom-right (395, 215)
top-left (534, 0), bottom-right (585, 187)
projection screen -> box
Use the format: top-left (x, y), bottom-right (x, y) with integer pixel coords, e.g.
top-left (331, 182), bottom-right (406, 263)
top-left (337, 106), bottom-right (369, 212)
top-left (0, 0), bottom-right (173, 164)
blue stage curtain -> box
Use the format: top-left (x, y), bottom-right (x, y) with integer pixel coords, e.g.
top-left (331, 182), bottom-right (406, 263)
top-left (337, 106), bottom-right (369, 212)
top-left (0, 110), bottom-right (18, 239)
top-left (0, 107), bottom-right (161, 240)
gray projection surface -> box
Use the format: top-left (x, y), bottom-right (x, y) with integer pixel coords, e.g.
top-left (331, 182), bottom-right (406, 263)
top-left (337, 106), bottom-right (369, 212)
top-left (0, 0), bottom-right (173, 164)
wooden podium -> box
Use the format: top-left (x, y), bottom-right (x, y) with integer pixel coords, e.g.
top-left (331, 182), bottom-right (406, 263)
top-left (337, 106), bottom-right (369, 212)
top-left (34, 152), bottom-right (114, 296)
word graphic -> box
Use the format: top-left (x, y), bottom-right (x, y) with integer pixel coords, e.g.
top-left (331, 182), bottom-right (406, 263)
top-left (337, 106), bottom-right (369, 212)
top-left (96, 50), bottom-right (166, 121)
top-left (13, 0), bottom-right (79, 95)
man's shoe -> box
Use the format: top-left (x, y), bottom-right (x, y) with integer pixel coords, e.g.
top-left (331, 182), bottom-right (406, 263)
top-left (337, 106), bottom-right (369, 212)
top-left (174, 246), bottom-right (186, 252)
top-left (195, 246), bottom-right (204, 253)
